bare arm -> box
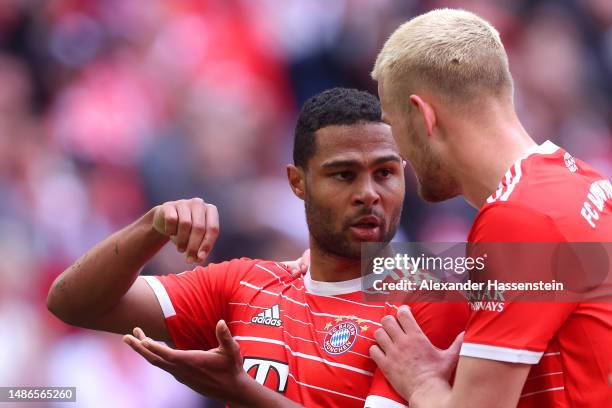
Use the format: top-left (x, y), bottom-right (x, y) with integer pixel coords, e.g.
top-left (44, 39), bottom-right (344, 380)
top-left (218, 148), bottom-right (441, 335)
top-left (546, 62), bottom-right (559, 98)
top-left (46, 198), bottom-right (219, 341)
top-left (407, 357), bottom-right (529, 408)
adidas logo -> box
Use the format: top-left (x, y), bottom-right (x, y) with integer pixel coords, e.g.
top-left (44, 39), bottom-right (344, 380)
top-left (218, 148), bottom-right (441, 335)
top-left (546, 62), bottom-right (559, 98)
top-left (251, 304), bottom-right (282, 327)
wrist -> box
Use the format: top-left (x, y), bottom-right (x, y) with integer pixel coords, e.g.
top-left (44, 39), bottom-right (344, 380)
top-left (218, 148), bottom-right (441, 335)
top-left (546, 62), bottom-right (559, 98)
top-left (229, 372), bottom-right (260, 407)
top-left (410, 377), bottom-right (451, 408)
top-left (142, 207), bottom-right (169, 242)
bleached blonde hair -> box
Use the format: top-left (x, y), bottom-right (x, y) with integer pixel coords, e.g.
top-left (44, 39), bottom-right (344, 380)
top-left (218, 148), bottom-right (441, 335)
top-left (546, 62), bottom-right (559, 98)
top-left (372, 9), bottom-right (513, 107)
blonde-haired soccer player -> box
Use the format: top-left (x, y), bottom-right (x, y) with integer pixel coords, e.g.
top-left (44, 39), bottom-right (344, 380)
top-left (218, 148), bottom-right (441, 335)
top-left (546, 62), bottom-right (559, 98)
top-left (371, 8), bottom-right (612, 408)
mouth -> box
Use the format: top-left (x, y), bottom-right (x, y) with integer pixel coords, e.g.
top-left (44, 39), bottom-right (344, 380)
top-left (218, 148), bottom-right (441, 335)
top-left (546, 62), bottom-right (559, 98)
top-left (349, 216), bottom-right (382, 241)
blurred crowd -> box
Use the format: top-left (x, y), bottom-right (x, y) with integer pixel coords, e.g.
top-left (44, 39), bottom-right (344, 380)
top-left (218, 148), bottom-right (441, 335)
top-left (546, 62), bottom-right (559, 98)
top-left (0, 0), bottom-right (610, 407)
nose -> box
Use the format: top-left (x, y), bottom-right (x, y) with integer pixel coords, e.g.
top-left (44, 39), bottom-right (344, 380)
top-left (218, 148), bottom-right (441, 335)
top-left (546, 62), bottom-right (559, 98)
top-left (352, 177), bottom-right (380, 208)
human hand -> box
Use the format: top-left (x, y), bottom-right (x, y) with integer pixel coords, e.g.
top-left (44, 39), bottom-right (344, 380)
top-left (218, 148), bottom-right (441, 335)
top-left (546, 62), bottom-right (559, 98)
top-left (370, 305), bottom-right (464, 401)
top-left (282, 249), bottom-right (310, 278)
top-left (123, 320), bottom-right (253, 405)
top-left (152, 198), bottom-right (219, 264)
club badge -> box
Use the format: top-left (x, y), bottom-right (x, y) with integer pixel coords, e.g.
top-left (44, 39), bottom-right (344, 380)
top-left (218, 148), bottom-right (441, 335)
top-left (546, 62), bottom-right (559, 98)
top-left (323, 321), bottom-right (359, 355)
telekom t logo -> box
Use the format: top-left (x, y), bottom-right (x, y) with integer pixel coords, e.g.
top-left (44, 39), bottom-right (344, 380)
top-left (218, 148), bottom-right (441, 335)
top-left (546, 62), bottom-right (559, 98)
top-left (243, 357), bottom-right (289, 392)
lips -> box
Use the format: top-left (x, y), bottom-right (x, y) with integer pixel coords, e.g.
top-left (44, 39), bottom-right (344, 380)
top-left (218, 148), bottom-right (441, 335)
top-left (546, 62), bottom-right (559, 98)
top-left (349, 215), bottom-right (382, 241)
top-left (351, 215), bottom-right (381, 228)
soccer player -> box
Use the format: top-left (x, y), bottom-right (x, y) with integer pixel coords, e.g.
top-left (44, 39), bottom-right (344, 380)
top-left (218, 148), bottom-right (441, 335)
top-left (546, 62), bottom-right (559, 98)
top-left (47, 88), bottom-right (468, 407)
top-left (369, 8), bottom-right (612, 408)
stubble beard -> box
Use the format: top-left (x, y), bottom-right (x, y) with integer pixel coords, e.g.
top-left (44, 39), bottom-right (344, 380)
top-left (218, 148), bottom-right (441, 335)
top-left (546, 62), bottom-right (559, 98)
top-left (304, 192), bottom-right (400, 260)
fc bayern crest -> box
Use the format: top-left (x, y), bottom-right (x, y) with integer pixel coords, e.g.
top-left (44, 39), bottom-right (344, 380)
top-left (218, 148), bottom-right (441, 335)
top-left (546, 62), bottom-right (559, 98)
top-left (323, 322), bottom-right (359, 355)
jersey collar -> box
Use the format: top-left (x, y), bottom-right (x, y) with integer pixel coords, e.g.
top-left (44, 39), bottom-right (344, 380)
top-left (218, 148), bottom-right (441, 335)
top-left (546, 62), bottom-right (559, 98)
top-left (303, 268), bottom-right (362, 295)
top-left (485, 140), bottom-right (560, 204)
top-left (525, 140), bottom-right (559, 156)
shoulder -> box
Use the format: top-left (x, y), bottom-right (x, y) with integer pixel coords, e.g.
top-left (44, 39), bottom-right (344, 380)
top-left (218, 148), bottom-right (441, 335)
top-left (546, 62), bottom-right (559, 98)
top-left (193, 257), bottom-right (295, 286)
top-left (469, 202), bottom-right (565, 242)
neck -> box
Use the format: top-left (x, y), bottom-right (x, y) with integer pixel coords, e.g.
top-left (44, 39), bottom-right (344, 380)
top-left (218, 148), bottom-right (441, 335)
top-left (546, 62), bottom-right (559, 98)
top-left (308, 237), bottom-right (361, 282)
top-left (445, 104), bottom-right (536, 209)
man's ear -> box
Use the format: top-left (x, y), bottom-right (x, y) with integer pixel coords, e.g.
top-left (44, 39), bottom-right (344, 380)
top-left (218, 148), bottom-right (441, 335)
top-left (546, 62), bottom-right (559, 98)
top-left (409, 95), bottom-right (436, 137)
top-left (287, 164), bottom-right (305, 200)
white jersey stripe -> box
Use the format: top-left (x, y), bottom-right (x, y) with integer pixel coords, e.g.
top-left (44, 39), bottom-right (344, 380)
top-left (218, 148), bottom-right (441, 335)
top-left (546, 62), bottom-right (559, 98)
top-left (228, 302), bottom-right (269, 310)
top-left (228, 320), bottom-right (254, 326)
top-left (526, 371), bottom-right (563, 381)
top-left (228, 317), bottom-right (375, 342)
top-left (235, 336), bottom-right (285, 346)
top-left (520, 386), bottom-right (565, 398)
top-left (273, 262), bottom-right (305, 286)
top-left (255, 264), bottom-right (304, 291)
top-left (460, 343), bottom-right (543, 364)
top-left (257, 263), bottom-right (388, 309)
top-left (234, 336), bottom-right (373, 376)
top-left (306, 293), bottom-right (385, 308)
top-left (364, 395), bottom-right (408, 408)
top-left (499, 161), bottom-right (523, 201)
top-left (486, 141), bottom-right (559, 203)
top-left (239, 281), bottom-right (382, 327)
top-left (235, 282), bottom-right (384, 312)
top-left (487, 168), bottom-right (512, 203)
top-left (141, 276), bottom-right (176, 318)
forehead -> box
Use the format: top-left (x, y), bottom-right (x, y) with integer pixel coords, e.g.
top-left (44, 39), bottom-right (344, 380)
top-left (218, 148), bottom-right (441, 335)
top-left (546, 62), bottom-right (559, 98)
top-left (311, 122), bottom-right (399, 164)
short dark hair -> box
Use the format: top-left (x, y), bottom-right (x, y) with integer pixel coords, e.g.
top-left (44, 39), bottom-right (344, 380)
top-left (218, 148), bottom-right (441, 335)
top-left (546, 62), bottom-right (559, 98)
top-left (293, 87), bottom-right (382, 169)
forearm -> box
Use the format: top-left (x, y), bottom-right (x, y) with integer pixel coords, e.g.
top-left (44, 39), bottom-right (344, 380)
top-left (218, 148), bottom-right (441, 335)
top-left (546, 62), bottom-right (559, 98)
top-left (47, 208), bottom-right (168, 324)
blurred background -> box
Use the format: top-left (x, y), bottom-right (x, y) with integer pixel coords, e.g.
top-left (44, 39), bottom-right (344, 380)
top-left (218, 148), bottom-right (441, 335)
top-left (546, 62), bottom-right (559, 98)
top-left (0, 0), bottom-right (610, 407)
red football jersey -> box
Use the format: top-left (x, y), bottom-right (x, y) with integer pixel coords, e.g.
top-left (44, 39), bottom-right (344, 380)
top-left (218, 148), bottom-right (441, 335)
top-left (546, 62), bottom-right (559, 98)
top-left (143, 259), bottom-right (468, 407)
top-left (462, 140), bottom-right (612, 407)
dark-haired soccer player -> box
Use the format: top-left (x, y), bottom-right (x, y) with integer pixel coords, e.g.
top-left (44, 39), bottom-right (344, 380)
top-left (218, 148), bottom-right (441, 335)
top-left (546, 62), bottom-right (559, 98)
top-left (47, 88), bottom-right (468, 407)
top-left (370, 9), bottom-right (612, 408)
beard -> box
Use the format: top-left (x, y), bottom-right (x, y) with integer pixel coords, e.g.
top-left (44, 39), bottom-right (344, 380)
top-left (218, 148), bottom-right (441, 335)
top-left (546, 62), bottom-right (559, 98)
top-left (406, 129), bottom-right (460, 203)
top-left (414, 158), bottom-right (460, 202)
top-left (304, 190), bottom-right (401, 260)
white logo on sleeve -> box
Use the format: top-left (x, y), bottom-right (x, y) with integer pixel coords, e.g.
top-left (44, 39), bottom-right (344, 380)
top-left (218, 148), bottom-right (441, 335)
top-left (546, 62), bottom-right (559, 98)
top-left (251, 304), bottom-right (282, 327)
top-left (564, 152), bottom-right (578, 173)
top-left (243, 357), bottom-right (289, 392)
top-left (580, 179), bottom-right (612, 229)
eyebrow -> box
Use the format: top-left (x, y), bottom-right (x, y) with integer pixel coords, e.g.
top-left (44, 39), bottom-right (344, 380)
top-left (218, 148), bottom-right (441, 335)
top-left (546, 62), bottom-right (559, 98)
top-left (321, 154), bottom-right (402, 169)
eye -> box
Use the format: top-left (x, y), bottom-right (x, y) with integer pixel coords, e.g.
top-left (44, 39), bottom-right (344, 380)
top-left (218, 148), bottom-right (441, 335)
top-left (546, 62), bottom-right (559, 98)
top-left (377, 168), bottom-right (394, 178)
top-left (334, 171), bottom-right (354, 181)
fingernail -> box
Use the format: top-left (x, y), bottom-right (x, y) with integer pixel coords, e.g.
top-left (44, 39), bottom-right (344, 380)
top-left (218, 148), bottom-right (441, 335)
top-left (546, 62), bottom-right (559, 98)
top-left (187, 256), bottom-right (194, 263)
top-left (198, 251), bottom-right (206, 260)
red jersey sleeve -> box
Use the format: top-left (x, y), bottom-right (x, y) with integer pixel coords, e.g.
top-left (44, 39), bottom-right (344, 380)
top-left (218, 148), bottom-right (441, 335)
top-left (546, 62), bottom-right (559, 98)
top-left (364, 368), bottom-right (407, 408)
top-left (142, 258), bottom-right (256, 350)
top-left (410, 301), bottom-right (470, 349)
top-left (463, 204), bottom-right (577, 363)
